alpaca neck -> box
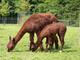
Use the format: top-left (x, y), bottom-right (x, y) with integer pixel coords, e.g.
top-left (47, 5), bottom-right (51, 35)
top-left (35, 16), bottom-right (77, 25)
top-left (14, 26), bottom-right (26, 44)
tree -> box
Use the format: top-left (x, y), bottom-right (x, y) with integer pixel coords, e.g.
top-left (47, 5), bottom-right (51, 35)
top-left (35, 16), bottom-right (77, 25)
top-left (14, 0), bottom-right (30, 14)
top-left (27, 0), bottom-right (45, 14)
top-left (0, 0), bottom-right (10, 16)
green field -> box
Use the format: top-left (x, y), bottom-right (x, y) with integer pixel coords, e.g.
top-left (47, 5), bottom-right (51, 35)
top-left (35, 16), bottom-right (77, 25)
top-left (0, 24), bottom-right (80, 60)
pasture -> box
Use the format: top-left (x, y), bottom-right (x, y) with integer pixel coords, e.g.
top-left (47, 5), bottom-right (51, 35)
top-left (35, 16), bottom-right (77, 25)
top-left (0, 24), bottom-right (80, 60)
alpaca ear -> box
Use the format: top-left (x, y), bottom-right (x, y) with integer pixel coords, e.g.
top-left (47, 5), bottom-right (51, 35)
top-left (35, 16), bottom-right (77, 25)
top-left (9, 36), bottom-right (11, 41)
top-left (54, 13), bottom-right (58, 17)
top-left (13, 38), bottom-right (15, 43)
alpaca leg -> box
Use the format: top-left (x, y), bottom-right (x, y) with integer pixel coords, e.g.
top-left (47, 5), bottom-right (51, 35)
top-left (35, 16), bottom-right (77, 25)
top-left (40, 42), bottom-right (44, 51)
top-left (49, 40), bottom-right (52, 51)
top-left (45, 37), bottom-right (49, 51)
top-left (59, 35), bottom-right (64, 51)
top-left (36, 37), bottom-right (44, 51)
top-left (29, 33), bottom-right (35, 51)
top-left (50, 36), bottom-right (54, 50)
top-left (36, 41), bottom-right (44, 51)
top-left (48, 36), bottom-right (53, 51)
top-left (50, 40), bottom-right (54, 50)
top-left (36, 32), bottom-right (44, 51)
top-left (58, 32), bottom-right (65, 53)
top-left (54, 38), bottom-right (58, 49)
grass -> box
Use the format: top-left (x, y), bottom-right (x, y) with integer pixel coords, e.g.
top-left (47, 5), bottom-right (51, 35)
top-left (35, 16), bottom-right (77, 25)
top-left (0, 24), bottom-right (80, 60)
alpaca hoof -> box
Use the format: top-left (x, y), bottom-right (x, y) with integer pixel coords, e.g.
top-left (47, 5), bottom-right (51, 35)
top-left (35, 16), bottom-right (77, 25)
top-left (48, 48), bottom-right (51, 50)
top-left (29, 47), bottom-right (31, 50)
top-left (31, 48), bottom-right (36, 52)
top-left (55, 46), bottom-right (58, 49)
top-left (7, 49), bottom-right (11, 52)
top-left (41, 48), bottom-right (44, 51)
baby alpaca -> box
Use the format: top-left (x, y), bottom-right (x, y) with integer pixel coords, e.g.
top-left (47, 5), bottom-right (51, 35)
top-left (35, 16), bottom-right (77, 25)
top-left (36, 22), bottom-right (67, 51)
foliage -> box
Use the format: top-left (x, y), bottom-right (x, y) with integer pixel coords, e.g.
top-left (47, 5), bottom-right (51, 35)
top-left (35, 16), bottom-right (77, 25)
top-left (33, 0), bottom-right (80, 19)
top-left (14, 0), bottom-right (30, 14)
top-left (0, 0), bottom-right (80, 20)
top-left (0, 0), bottom-right (10, 16)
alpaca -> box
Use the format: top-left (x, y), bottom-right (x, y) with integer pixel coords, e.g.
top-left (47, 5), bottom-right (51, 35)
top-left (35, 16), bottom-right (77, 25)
top-left (7, 13), bottom-right (58, 52)
top-left (36, 22), bottom-right (67, 51)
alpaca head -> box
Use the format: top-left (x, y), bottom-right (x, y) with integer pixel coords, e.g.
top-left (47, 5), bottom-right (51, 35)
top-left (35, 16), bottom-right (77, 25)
top-left (7, 36), bottom-right (16, 52)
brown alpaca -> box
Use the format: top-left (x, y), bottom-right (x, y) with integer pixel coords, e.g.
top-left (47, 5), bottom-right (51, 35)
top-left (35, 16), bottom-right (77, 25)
top-left (7, 13), bottom-right (58, 52)
top-left (46, 35), bottom-right (58, 51)
top-left (36, 22), bottom-right (67, 51)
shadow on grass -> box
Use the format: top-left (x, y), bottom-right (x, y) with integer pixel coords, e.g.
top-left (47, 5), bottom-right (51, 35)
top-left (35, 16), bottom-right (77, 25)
top-left (12, 49), bottom-right (32, 52)
top-left (63, 45), bottom-right (77, 52)
top-left (63, 49), bottom-right (77, 52)
top-left (11, 45), bottom-right (77, 53)
top-left (11, 49), bottom-right (77, 53)
top-left (47, 45), bottom-right (77, 53)
top-left (63, 45), bottom-right (71, 49)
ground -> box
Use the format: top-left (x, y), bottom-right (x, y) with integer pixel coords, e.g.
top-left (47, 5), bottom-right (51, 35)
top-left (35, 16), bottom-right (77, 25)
top-left (0, 24), bottom-right (80, 60)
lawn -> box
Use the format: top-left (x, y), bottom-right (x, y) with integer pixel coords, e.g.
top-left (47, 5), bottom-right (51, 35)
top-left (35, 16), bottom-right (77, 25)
top-left (0, 24), bottom-right (80, 60)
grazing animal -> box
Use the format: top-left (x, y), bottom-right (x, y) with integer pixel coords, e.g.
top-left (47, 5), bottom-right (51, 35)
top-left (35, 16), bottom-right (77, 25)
top-left (7, 13), bottom-right (58, 52)
top-left (46, 35), bottom-right (58, 51)
top-left (36, 22), bottom-right (67, 51)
